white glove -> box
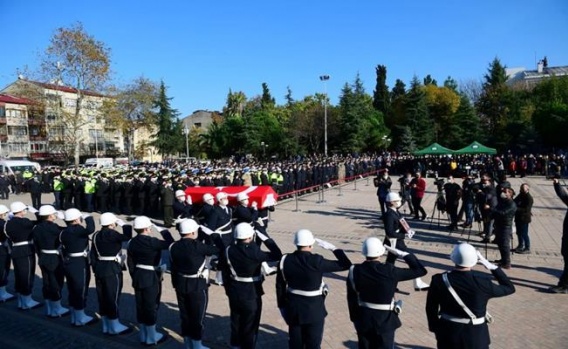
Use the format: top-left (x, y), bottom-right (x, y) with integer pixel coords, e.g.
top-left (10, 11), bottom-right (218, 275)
top-left (56, 211), bottom-right (65, 220)
top-left (152, 223), bottom-right (163, 231)
top-left (27, 206), bottom-right (38, 214)
top-left (477, 251), bottom-right (498, 270)
top-left (174, 216), bottom-right (185, 225)
top-left (186, 196), bottom-right (192, 205)
top-left (199, 225), bottom-right (214, 235)
top-left (384, 245), bottom-right (410, 258)
top-left (251, 201), bottom-right (258, 209)
top-left (405, 230), bottom-right (415, 239)
top-left (256, 231), bottom-right (269, 242)
top-left (81, 213), bottom-right (90, 219)
top-left (315, 238), bottom-right (337, 251)
top-left (116, 219), bottom-right (125, 227)
top-left (7, 212), bottom-right (14, 220)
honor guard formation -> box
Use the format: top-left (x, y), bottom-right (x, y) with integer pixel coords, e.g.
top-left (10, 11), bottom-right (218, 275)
top-left (0, 152), bottom-right (567, 349)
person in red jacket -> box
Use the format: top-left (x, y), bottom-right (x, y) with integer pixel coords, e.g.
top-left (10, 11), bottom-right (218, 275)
top-left (410, 172), bottom-right (427, 220)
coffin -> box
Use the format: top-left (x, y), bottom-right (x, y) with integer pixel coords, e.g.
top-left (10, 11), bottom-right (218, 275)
top-left (184, 186), bottom-right (278, 208)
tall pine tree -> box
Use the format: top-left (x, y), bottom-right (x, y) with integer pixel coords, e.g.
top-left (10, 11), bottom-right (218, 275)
top-left (372, 65), bottom-right (390, 116)
top-left (152, 81), bottom-right (181, 157)
top-left (405, 76), bottom-right (433, 148)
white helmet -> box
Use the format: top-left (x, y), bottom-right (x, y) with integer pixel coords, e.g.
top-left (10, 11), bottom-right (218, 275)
top-left (386, 192), bottom-right (402, 202)
top-left (175, 190), bottom-right (186, 198)
top-left (10, 201), bottom-right (27, 213)
top-left (178, 219), bottom-right (199, 235)
top-left (450, 243), bottom-right (478, 268)
top-left (133, 216), bottom-right (152, 230)
top-left (216, 192), bottom-right (228, 202)
top-left (100, 212), bottom-right (118, 226)
top-left (362, 237), bottom-right (385, 257)
top-left (203, 193), bottom-right (215, 205)
top-left (294, 229), bottom-right (315, 247)
top-left (0, 204), bottom-right (9, 215)
top-left (234, 223), bottom-right (255, 239)
top-left (39, 205), bottom-right (57, 216)
top-left (237, 192), bottom-right (249, 202)
top-left (64, 208), bottom-right (82, 221)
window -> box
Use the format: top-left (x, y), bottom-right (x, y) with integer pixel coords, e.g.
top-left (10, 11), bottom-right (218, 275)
top-left (48, 126), bottom-right (65, 138)
top-left (6, 109), bottom-right (25, 118)
top-left (65, 98), bottom-right (76, 108)
top-left (30, 127), bottom-right (40, 136)
top-left (0, 106), bottom-right (5, 117)
top-left (194, 122), bottom-right (202, 128)
top-left (7, 126), bottom-right (28, 136)
top-left (30, 143), bottom-right (46, 152)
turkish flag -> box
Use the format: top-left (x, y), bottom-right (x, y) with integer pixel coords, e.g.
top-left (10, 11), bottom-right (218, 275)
top-left (184, 186), bottom-right (278, 209)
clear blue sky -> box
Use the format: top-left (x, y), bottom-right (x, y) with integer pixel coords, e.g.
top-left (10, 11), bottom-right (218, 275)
top-left (1, 0), bottom-right (567, 117)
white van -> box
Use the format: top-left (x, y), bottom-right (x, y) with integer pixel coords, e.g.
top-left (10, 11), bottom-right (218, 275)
top-left (84, 158), bottom-right (114, 169)
top-left (0, 159), bottom-right (41, 175)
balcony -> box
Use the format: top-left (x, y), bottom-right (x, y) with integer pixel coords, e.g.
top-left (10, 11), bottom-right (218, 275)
top-left (29, 135), bottom-right (48, 142)
top-left (28, 118), bottom-right (46, 126)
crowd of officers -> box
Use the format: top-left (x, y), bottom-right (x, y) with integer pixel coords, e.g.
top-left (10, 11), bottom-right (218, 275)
top-left (1, 180), bottom-right (523, 349)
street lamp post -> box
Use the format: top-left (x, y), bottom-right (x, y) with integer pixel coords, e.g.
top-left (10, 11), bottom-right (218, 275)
top-left (183, 125), bottom-right (189, 161)
top-left (261, 141), bottom-right (268, 159)
top-left (319, 75), bottom-right (330, 157)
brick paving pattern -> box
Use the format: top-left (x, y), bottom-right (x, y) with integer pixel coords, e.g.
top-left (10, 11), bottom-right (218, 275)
top-left (0, 175), bottom-right (567, 348)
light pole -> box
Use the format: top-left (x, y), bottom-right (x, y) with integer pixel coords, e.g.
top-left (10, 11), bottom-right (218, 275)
top-left (183, 125), bottom-right (189, 161)
top-left (319, 75), bottom-right (330, 157)
top-left (261, 141), bottom-right (268, 159)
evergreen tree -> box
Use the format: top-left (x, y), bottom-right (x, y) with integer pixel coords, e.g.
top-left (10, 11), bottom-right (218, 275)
top-left (423, 74), bottom-right (438, 86)
top-left (452, 93), bottom-right (481, 147)
top-left (152, 81), bottom-right (181, 157)
top-left (261, 82), bottom-right (275, 110)
top-left (285, 86), bottom-right (294, 106)
top-left (392, 125), bottom-right (415, 153)
top-left (443, 76), bottom-right (458, 92)
top-left (388, 79), bottom-right (407, 129)
top-left (405, 76), bottom-right (433, 148)
top-left (372, 65), bottom-right (390, 115)
top-left (476, 57), bottom-right (510, 142)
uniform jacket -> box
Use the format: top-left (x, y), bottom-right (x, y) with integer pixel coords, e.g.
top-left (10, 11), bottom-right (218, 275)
top-left (127, 229), bottom-right (174, 289)
top-left (276, 249), bottom-right (351, 325)
top-left (426, 268), bottom-right (515, 349)
top-left (347, 254), bottom-right (427, 333)
top-left (173, 200), bottom-right (192, 219)
top-left (32, 220), bottom-right (64, 271)
top-left (5, 216), bottom-right (36, 258)
top-left (59, 217), bottom-right (96, 257)
top-left (221, 238), bottom-right (282, 301)
top-left (170, 235), bottom-right (221, 293)
top-left (232, 204), bottom-right (258, 225)
top-left (91, 225), bottom-right (133, 277)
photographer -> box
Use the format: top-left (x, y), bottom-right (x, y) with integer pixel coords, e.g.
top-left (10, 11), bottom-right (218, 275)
top-left (374, 169), bottom-right (392, 219)
top-left (477, 174), bottom-right (498, 243)
top-left (397, 172), bottom-right (414, 216)
top-left (443, 176), bottom-right (462, 232)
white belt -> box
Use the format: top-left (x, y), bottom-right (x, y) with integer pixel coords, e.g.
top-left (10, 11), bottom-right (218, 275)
top-left (179, 270), bottom-right (209, 279)
top-left (67, 251), bottom-right (88, 258)
top-left (231, 274), bottom-right (262, 283)
top-left (136, 264), bottom-right (159, 271)
top-left (41, 249), bottom-right (60, 255)
top-left (287, 283), bottom-right (325, 297)
top-left (358, 300), bottom-right (394, 311)
top-left (217, 229), bottom-right (232, 235)
top-left (440, 313), bottom-right (486, 325)
top-left (12, 241), bottom-right (33, 247)
top-left (98, 256), bottom-right (119, 262)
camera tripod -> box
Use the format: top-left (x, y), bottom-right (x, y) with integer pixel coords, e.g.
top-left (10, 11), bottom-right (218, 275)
top-left (428, 191), bottom-right (448, 229)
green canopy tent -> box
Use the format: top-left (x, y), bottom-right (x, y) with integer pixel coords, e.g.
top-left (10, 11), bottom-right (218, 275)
top-left (454, 141), bottom-right (497, 155)
top-left (413, 143), bottom-right (455, 155)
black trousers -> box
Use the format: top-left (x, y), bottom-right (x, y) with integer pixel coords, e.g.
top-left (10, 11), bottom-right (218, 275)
top-left (53, 191), bottom-right (62, 210)
top-left (95, 272), bottom-right (123, 319)
top-left (176, 289), bottom-right (208, 340)
top-left (64, 258), bottom-right (90, 309)
top-left (229, 297), bottom-right (262, 349)
top-left (356, 329), bottom-right (395, 349)
top-left (134, 282), bottom-right (162, 325)
top-left (558, 254), bottom-right (568, 287)
top-left (30, 192), bottom-right (41, 209)
top-left (288, 320), bottom-right (325, 349)
top-left (0, 251), bottom-right (10, 287)
top-left (163, 205), bottom-right (173, 227)
top-left (411, 197), bottom-right (426, 218)
top-left (39, 263), bottom-right (65, 301)
top-left (12, 254), bottom-right (36, 295)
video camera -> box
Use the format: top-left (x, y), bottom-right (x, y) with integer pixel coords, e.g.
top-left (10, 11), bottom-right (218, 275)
top-left (434, 177), bottom-right (445, 191)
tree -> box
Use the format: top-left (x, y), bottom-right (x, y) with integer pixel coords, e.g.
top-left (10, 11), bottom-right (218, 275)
top-left (39, 22), bottom-right (111, 166)
top-left (423, 74), bottom-right (438, 86)
top-left (405, 76), bottom-right (433, 148)
top-left (532, 76), bottom-right (568, 147)
top-left (372, 65), bottom-right (390, 116)
top-left (151, 81), bottom-right (181, 157)
top-left (388, 79), bottom-right (407, 128)
top-left (451, 93), bottom-right (481, 147)
top-left (101, 77), bottom-right (158, 161)
top-left (443, 76), bottom-right (458, 92)
top-left (260, 82), bottom-right (275, 110)
top-left (224, 90), bottom-right (247, 118)
top-left (423, 84), bottom-right (461, 142)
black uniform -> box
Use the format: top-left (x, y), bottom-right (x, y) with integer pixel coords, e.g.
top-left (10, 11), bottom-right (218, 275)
top-left (32, 220), bottom-right (65, 303)
top-left (490, 197), bottom-right (516, 268)
top-left (127, 229), bottom-right (174, 326)
top-left (383, 207), bottom-right (408, 265)
top-left (553, 182), bottom-right (568, 289)
top-left (91, 225), bottom-right (132, 320)
top-left (347, 254), bottom-right (427, 349)
top-left (426, 268), bottom-right (515, 349)
top-left (173, 199), bottom-right (192, 219)
top-left (208, 205), bottom-right (234, 247)
top-left (27, 177), bottom-right (42, 209)
top-left (59, 216), bottom-right (95, 310)
top-left (232, 204), bottom-right (258, 226)
top-left (160, 185), bottom-right (174, 227)
top-left (221, 237), bottom-right (282, 349)
top-left (276, 248), bottom-right (351, 349)
top-left (5, 216), bottom-right (36, 297)
top-left (169, 235), bottom-right (220, 341)
top-left (0, 218), bottom-right (12, 293)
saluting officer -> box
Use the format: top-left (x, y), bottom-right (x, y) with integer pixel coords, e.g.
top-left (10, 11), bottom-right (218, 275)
top-left (208, 192), bottom-right (234, 285)
top-left (5, 201), bottom-right (41, 309)
top-left (0, 205), bottom-right (15, 302)
top-left (60, 208), bottom-right (96, 326)
top-left (127, 216), bottom-right (174, 345)
top-left (383, 192), bottom-right (430, 291)
top-left (173, 190), bottom-right (193, 219)
top-left (220, 223), bottom-right (282, 349)
top-left (347, 237), bottom-right (427, 349)
top-left (170, 219), bottom-right (220, 349)
top-left (91, 212), bottom-right (132, 335)
top-left (232, 193), bottom-right (258, 226)
top-left (426, 243), bottom-right (515, 349)
top-left (33, 205), bottom-right (68, 317)
top-left (276, 229), bottom-right (351, 349)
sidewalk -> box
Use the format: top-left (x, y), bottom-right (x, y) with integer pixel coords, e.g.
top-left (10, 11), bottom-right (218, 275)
top-left (0, 175), bottom-right (566, 348)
